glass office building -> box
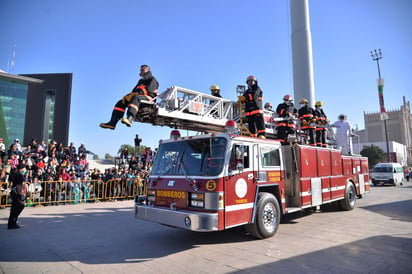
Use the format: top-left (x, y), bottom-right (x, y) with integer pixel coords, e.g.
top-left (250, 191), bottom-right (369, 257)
top-left (0, 73), bottom-right (41, 147)
top-left (0, 71), bottom-right (71, 149)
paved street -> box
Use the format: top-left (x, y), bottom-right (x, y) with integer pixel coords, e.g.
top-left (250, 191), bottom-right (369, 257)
top-left (1, 181), bottom-right (412, 274)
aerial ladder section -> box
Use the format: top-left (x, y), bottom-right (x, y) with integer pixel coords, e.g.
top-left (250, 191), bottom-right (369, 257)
top-left (135, 86), bottom-right (286, 138)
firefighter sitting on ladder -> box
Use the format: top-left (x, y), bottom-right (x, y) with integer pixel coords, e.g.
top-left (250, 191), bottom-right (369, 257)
top-left (276, 94), bottom-right (297, 145)
top-left (238, 75), bottom-right (265, 138)
top-left (100, 64), bottom-right (159, 129)
top-left (314, 100), bottom-right (328, 147)
top-left (298, 98), bottom-right (316, 146)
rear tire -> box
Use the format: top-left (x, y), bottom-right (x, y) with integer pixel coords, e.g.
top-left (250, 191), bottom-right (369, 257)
top-left (245, 192), bottom-right (280, 239)
top-left (339, 182), bottom-right (356, 211)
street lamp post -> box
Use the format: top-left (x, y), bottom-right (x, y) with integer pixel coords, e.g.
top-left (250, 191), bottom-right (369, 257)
top-left (371, 49), bottom-right (390, 162)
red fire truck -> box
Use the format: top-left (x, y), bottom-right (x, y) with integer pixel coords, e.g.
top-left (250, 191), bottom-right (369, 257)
top-left (133, 86), bottom-right (369, 239)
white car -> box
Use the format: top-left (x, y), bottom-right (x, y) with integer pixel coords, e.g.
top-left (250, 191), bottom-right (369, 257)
top-left (370, 163), bottom-right (404, 186)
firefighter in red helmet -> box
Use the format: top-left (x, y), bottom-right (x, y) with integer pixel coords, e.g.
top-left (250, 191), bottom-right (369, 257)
top-left (276, 94), bottom-right (297, 145)
top-left (238, 75), bottom-right (265, 138)
top-left (100, 65), bottom-right (159, 129)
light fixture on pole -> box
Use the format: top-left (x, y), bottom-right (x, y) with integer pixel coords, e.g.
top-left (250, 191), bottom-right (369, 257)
top-left (370, 49), bottom-right (390, 162)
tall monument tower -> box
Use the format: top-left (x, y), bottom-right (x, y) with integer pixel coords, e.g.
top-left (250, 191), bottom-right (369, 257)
top-left (290, 0), bottom-right (315, 106)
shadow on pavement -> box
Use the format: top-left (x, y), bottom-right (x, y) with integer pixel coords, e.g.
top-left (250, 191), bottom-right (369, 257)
top-left (0, 205), bottom-right (252, 265)
top-left (232, 235), bottom-right (412, 273)
top-left (359, 199), bottom-right (412, 222)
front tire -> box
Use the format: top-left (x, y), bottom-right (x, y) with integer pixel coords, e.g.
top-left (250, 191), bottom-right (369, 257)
top-left (339, 182), bottom-right (356, 211)
top-left (245, 192), bottom-right (281, 239)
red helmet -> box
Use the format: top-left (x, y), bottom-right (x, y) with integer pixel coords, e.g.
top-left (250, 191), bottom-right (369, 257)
top-left (264, 102), bottom-right (272, 110)
top-left (246, 75), bottom-right (257, 83)
top-left (283, 94), bottom-right (292, 101)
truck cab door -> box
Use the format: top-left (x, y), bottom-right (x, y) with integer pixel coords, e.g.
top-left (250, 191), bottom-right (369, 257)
top-left (224, 143), bottom-right (256, 228)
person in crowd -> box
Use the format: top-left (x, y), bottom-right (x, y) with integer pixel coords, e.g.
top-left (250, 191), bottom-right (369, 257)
top-left (129, 155), bottom-right (139, 171)
top-left (100, 64), bottom-right (159, 129)
top-left (0, 137), bottom-right (6, 164)
top-left (78, 154), bottom-right (88, 178)
top-left (14, 139), bottom-right (22, 155)
top-left (68, 142), bottom-right (77, 159)
top-left (38, 140), bottom-right (47, 152)
top-left (276, 95), bottom-right (298, 145)
top-left (134, 134), bottom-right (142, 155)
top-left (238, 75), bottom-right (265, 138)
top-left (78, 143), bottom-right (87, 155)
top-left (55, 167), bottom-right (71, 205)
top-left (8, 144), bottom-right (18, 159)
top-left (298, 98), bottom-right (316, 146)
top-left (120, 146), bottom-right (129, 164)
top-left (8, 163), bottom-right (26, 229)
top-left (9, 153), bottom-right (19, 171)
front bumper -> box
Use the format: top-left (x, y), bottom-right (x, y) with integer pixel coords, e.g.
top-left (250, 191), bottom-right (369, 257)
top-left (135, 203), bottom-right (218, 232)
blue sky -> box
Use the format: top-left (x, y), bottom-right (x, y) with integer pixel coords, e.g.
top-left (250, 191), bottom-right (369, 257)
top-left (1, 0), bottom-right (411, 158)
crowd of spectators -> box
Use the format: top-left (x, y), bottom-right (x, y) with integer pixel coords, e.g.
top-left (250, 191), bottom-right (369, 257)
top-left (0, 137), bottom-right (155, 206)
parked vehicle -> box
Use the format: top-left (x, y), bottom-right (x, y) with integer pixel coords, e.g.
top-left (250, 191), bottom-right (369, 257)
top-left (370, 163), bottom-right (404, 186)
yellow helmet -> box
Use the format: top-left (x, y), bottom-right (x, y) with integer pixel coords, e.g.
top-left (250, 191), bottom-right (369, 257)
top-left (299, 98), bottom-right (308, 104)
top-left (210, 84), bottom-right (220, 91)
top-left (315, 101), bottom-right (323, 107)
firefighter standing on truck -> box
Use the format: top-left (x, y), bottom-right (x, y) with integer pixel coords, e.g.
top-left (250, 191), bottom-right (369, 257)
top-left (210, 84), bottom-right (222, 98)
top-left (100, 65), bottom-right (159, 129)
top-left (238, 76), bottom-right (265, 138)
top-left (298, 98), bottom-right (316, 146)
top-left (276, 95), bottom-right (297, 145)
top-left (314, 101), bottom-right (328, 147)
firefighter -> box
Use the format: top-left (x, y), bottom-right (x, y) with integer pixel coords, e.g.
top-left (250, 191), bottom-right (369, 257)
top-left (298, 98), bottom-right (316, 146)
top-left (264, 102), bottom-right (273, 111)
top-left (238, 75), bottom-right (265, 138)
top-left (8, 163), bottom-right (26, 229)
top-left (276, 94), bottom-right (297, 145)
top-left (314, 101), bottom-right (328, 147)
top-left (210, 84), bottom-right (222, 98)
top-left (100, 65), bottom-right (159, 129)
top-left (332, 114), bottom-right (353, 155)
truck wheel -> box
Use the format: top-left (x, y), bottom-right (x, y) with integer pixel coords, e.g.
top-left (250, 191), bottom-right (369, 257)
top-left (339, 183), bottom-right (356, 211)
top-left (245, 192), bottom-right (280, 239)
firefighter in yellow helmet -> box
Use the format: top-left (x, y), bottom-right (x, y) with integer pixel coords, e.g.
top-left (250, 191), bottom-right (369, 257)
top-left (276, 94), bottom-right (298, 145)
top-left (238, 76), bottom-right (265, 138)
top-left (210, 84), bottom-right (222, 98)
top-left (298, 98), bottom-right (316, 146)
top-left (314, 100), bottom-right (328, 147)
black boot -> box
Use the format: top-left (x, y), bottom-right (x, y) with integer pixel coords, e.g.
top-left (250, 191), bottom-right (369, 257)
top-left (100, 112), bottom-right (121, 130)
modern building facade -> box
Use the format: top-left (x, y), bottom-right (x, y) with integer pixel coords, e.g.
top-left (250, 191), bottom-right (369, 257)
top-left (0, 71), bottom-right (72, 149)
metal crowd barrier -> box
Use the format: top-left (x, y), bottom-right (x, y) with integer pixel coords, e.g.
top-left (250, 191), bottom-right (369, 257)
top-left (0, 178), bottom-right (147, 208)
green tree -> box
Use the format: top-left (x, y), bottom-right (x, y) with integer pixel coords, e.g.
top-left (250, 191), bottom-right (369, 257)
top-left (93, 154), bottom-right (99, 160)
top-left (118, 144), bottom-right (135, 156)
top-left (105, 153), bottom-right (113, 160)
top-left (360, 144), bottom-right (384, 168)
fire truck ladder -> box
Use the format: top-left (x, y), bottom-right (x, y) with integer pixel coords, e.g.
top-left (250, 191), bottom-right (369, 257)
top-left (137, 86), bottom-right (235, 133)
top-left (135, 85), bottom-right (292, 138)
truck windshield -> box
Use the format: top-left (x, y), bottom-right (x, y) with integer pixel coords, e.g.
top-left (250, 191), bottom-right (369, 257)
top-left (151, 137), bottom-right (227, 176)
top-left (373, 166), bottom-right (393, 172)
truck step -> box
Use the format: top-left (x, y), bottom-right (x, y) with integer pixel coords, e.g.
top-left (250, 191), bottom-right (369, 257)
top-left (285, 207), bottom-right (302, 214)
